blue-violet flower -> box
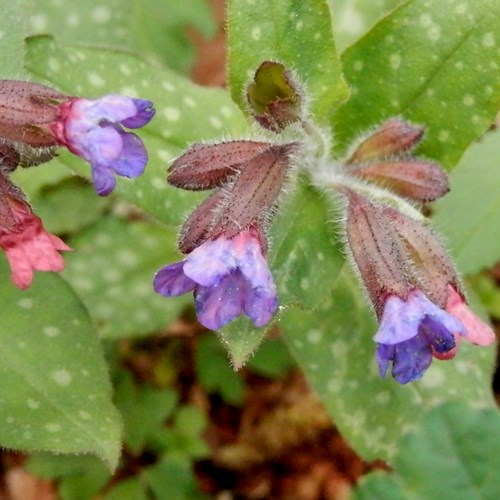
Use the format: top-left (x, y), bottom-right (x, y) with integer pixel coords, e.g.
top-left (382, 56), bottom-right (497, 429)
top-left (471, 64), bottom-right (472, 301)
top-left (52, 95), bottom-right (155, 196)
top-left (375, 289), bottom-right (466, 384)
top-left (153, 228), bottom-right (278, 330)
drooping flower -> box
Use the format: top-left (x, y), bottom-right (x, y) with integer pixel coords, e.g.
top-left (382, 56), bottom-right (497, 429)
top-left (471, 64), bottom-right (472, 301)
top-left (52, 95), bottom-right (155, 195)
top-left (0, 199), bottom-right (70, 289)
top-left (375, 289), bottom-right (466, 384)
top-left (154, 228), bottom-right (277, 330)
top-left (344, 189), bottom-right (496, 383)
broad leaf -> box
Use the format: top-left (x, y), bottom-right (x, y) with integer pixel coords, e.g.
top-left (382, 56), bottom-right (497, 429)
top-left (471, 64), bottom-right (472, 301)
top-left (0, 260), bottom-right (121, 468)
top-left (25, 35), bottom-right (248, 226)
top-left (0, 0), bottom-right (30, 78)
top-left (227, 0), bottom-right (348, 124)
top-left (329, 0), bottom-right (403, 52)
top-left (433, 130), bottom-right (500, 275)
top-left (63, 217), bottom-right (190, 339)
top-left (281, 267), bottom-right (496, 461)
top-left (355, 402), bottom-right (500, 499)
top-left (29, 0), bottom-right (216, 73)
top-left (334, 0), bottom-right (500, 168)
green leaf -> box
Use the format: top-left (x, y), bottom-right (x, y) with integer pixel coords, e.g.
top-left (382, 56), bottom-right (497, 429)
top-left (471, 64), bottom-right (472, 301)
top-left (227, 0), bottom-right (348, 124)
top-left (433, 130), bottom-right (500, 275)
top-left (62, 217), bottom-right (190, 339)
top-left (0, 260), bottom-right (122, 469)
top-left (247, 337), bottom-right (296, 378)
top-left (281, 267), bottom-right (496, 461)
top-left (114, 372), bottom-right (178, 454)
top-left (25, 35), bottom-right (247, 225)
top-left (0, 0), bottom-right (30, 78)
top-left (218, 315), bottom-right (265, 370)
top-left (29, 0), bottom-right (216, 73)
top-left (270, 182), bottom-right (344, 308)
top-left (27, 453), bottom-right (110, 500)
top-left (145, 456), bottom-right (209, 500)
top-left (105, 477), bottom-right (149, 500)
top-left (195, 334), bottom-right (245, 406)
top-left (329, 0), bottom-right (404, 52)
top-left (334, 0), bottom-right (500, 167)
top-left (219, 182), bottom-right (344, 368)
top-left (354, 402), bottom-right (500, 500)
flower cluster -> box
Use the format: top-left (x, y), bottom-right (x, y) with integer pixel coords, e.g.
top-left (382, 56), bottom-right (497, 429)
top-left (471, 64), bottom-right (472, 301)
top-left (339, 121), bottom-right (495, 383)
top-left (0, 80), bottom-right (154, 288)
top-left (154, 140), bottom-right (298, 330)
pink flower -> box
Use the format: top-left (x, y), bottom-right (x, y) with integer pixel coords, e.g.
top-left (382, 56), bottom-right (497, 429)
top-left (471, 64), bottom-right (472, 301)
top-left (0, 201), bottom-right (70, 289)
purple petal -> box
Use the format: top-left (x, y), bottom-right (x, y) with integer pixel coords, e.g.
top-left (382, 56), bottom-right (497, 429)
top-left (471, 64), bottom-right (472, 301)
top-left (419, 316), bottom-right (456, 353)
top-left (194, 271), bottom-right (245, 330)
top-left (387, 334), bottom-right (434, 384)
top-left (110, 130), bottom-right (148, 177)
top-left (92, 166), bottom-right (116, 196)
top-left (243, 286), bottom-right (278, 327)
top-left (122, 99), bottom-right (155, 128)
top-left (374, 290), bottom-right (464, 345)
top-left (153, 261), bottom-right (196, 296)
top-left (83, 95), bottom-right (140, 123)
top-left (376, 343), bottom-right (393, 378)
top-left (85, 126), bottom-right (123, 163)
top-left (184, 237), bottom-right (235, 287)
top-left (235, 232), bottom-right (276, 293)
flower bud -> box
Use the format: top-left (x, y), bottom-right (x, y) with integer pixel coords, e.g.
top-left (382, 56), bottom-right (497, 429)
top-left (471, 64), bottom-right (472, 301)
top-left (168, 140), bottom-right (272, 190)
top-left (346, 119), bottom-right (424, 164)
top-left (215, 143), bottom-right (298, 239)
top-left (351, 160), bottom-right (449, 201)
top-left (384, 205), bottom-right (461, 308)
top-left (0, 80), bottom-right (65, 147)
top-left (247, 61), bottom-right (303, 132)
top-left (345, 189), bottom-right (411, 317)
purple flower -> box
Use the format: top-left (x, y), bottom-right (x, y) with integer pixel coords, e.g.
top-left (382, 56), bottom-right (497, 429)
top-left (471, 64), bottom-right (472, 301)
top-left (52, 95), bottom-right (155, 196)
top-left (154, 228), bottom-right (278, 330)
top-left (375, 289), bottom-right (466, 384)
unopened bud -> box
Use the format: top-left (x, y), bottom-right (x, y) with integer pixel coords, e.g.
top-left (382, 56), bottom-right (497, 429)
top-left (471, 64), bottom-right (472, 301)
top-left (168, 140), bottom-right (272, 190)
top-left (247, 61), bottom-right (303, 133)
top-left (178, 191), bottom-right (225, 254)
top-left (215, 143), bottom-right (298, 239)
top-left (0, 170), bottom-right (26, 231)
top-left (346, 119), bottom-right (424, 164)
top-left (0, 80), bottom-right (66, 148)
top-left (384, 206), bottom-right (462, 308)
top-left (345, 189), bottom-right (411, 317)
top-left (352, 160), bottom-right (449, 201)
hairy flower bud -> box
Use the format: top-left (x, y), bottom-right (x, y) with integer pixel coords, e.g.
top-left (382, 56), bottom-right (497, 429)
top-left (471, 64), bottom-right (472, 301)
top-left (346, 119), bottom-right (424, 164)
top-left (176, 141), bottom-right (297, 254)
top-left (345, 189), bottom-right (411, 317)
top-left (247, 61), bottom-right (304, 132)
top-left (351, 160), bottom-right (449, 201)
top-left (168, 140), bottom-right (272, 190)
top-left (0, 80), bottom-right (65, 148)
top-left (345, 119), bottom-right (449, 202)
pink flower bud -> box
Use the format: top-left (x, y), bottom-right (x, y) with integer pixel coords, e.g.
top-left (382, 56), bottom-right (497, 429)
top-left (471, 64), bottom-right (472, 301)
top-left (0, 80), bottom-right (65, 148)
top-left (345, 190), bottom-right (411, 317)
top-left (351, 159), bottom-right (449, 201)
top-left (346, 119), bottom-right (424, 164)
top-left (168, 140), bottom-right (272, 190)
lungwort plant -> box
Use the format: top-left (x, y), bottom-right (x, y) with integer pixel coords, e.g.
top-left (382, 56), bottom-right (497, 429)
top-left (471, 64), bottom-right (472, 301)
top-left (1, 0), bottom-right (500, 497)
